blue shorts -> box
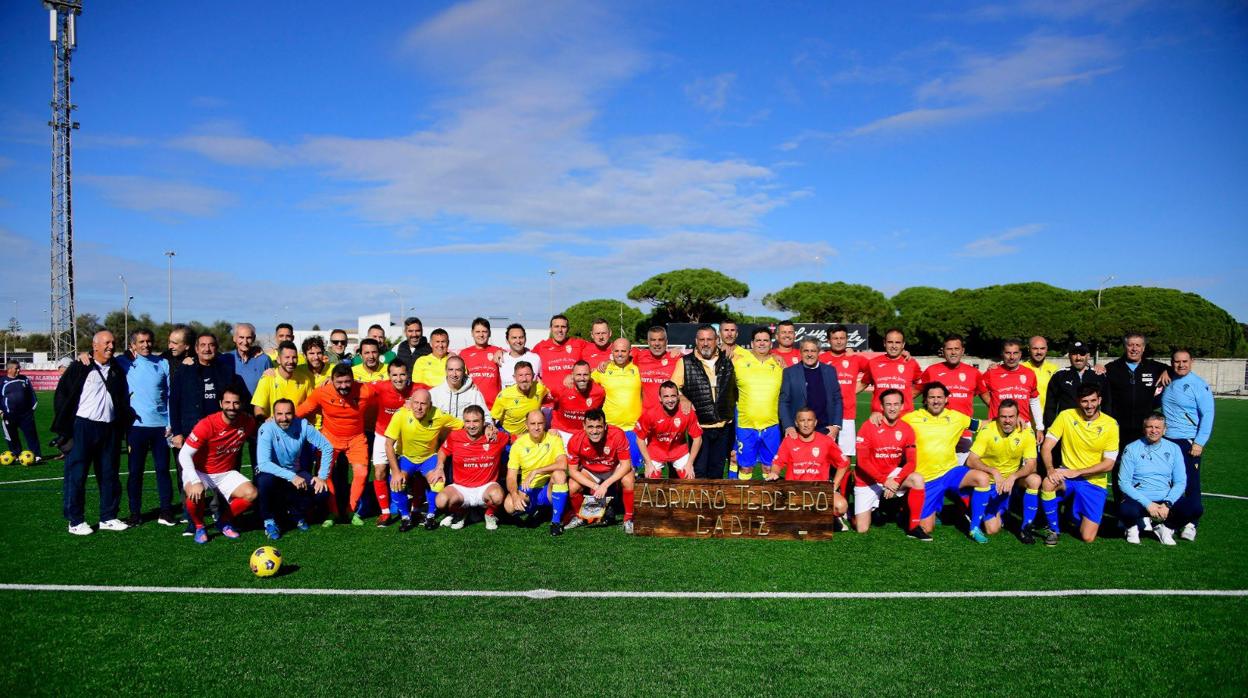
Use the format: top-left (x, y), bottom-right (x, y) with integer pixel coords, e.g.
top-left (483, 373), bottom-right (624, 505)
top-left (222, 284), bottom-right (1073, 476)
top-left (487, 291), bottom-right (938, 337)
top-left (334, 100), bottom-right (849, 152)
top-left (921, 466), bottom-right (971, 519)
top-left (624, 430), bottom-right (643, 469)
top-left (1056, 479), bottom-right (1107, 525)
top-left (521, 485), bottom-right (552, 516)
top-left (398, 454), bottom-right (439, 477)
top-left (735, 425), bottom-right (781, 468)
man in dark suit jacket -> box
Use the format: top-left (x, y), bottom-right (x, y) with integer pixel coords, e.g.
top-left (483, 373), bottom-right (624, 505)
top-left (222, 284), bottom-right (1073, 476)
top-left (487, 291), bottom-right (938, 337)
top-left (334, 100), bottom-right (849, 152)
top-left (170, 332), bottom-right (242, 446)
top-left (779, 338), bottom-right (843, 440)
top-left (53, 330), bottom-right (133, 535)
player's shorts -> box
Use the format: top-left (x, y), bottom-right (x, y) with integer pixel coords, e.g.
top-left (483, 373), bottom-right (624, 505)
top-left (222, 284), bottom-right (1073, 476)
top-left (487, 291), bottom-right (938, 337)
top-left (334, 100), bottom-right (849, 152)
top-left (184, 469), bottom-right (250, 499)
top-left (655, 453), bottom-right (691, 478)
top-left (735, 424), bottom-right (781, 468)
top-left (1054, 479), bottom-right (1108, 525)
top-left (921, 465), bottom-right (971, 519)
top-left (371, 431), bottom-right (388, 465)
top-left (985, 487), bottom-right (1017, 520)
top-left (580, 468), bottom-right (612, 486)
top-left (624, 429), bottom-right (642, 468)
top-left (330, 433), bottom-right (368, 465)
top-left (449, 482), bottom-right (493, 507)
top-left (837, 419), bottom-right (856, 458)
top-left (398, 454), bottom-right (439, 477)
top-left (520, 485), bottom-right (553, 515)
top-left (853, 467), bottom-right (905, 515)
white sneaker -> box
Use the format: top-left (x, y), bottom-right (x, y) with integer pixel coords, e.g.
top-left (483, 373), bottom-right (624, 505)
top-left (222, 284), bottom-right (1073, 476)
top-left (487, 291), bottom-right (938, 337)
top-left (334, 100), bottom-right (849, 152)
top-left (98, 519), bottom-right (129, 532)
top-left (484, 514), bottom-right (498, 531)
top-left (623, 520), bottom-right (634, 534)
top-left (439, 515), bottom-right (455, 528)
top-left (1181, 523), bottom-right (1197, 541)
top-left (1156, 524), bottom-right (1177, 546)
top-left (1142, 517), bottom-right (1154, 532)
top-left (1125, 526), bottom-right (1140, 544)
top-left (67, 522), bottom-right (93, 536)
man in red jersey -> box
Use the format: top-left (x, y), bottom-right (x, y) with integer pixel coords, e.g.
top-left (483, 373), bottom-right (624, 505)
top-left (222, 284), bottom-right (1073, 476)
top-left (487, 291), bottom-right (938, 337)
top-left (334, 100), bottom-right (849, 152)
top-left (178, 386), bottom-right (259, 544)
top-left (549, 361), bottom-right (605, 447)
top-left (819, 324), bottom-right (869, 459)
top-left (631, 326), bottom-right (683, 409)
top-left (861, 327), bottom-right (922, 416)
top-left (635, 381), bottom-right (703, 479)
top-left (430, 405), bottom-right (508, 529)
top-left (771, 320), bottom-right (802, 367)
top-left (921, 334), bottom-right (982, 464)
top-left (773, 408), bottom-right (849, 516)
top-left (296, 364), bottom-right (375, 524)
top-left (367, 361), bottom-right (413, 525)
top-left (854, 389), bottom-right (926, 539)
top-left (458, 317), bottom-right (503, 409)
top-left (580, 318), bottom-right (613, 369)
top-left (533, 314), bottom-right (586, 392)
top-left (565, 408), bottom-right (635, 533)
top-left (977, 339), bottom-right (1044, 434)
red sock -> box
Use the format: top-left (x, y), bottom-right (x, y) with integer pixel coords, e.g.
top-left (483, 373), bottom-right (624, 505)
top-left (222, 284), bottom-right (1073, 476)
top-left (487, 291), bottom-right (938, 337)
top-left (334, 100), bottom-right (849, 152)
top-left (227, 495), bottom-right (252, 520)
top-left (187, 497), bottom-right (206, 528)
top-left (485, 503), bottom-right (496, 517)
top-left (623, 488), bottom-right (635, 521)
top-left (907, 489), bottom-right (925, 529)
top-left (961, 494), bottom-right (971, 510)
top-left (373, 480), bottom-right (391, 513)
top-left (349, 464), bottom-right (368, 512)
top-left (569, 492), bottom-right (584, 521)
top-left (325, 476), bottom-right (339, 515)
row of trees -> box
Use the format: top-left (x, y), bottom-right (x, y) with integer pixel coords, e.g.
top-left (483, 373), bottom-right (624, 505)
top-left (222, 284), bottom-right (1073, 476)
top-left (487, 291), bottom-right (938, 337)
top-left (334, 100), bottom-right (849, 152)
top-left (8, 270), bottom-right (1245, 358)
top-left (564, 269), bottom-right (1248, 357)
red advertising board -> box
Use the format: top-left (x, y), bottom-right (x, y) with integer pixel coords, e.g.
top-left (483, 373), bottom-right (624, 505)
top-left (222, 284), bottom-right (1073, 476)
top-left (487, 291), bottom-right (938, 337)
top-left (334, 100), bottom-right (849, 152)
top-left (25, 370), bottom-right (62, 392)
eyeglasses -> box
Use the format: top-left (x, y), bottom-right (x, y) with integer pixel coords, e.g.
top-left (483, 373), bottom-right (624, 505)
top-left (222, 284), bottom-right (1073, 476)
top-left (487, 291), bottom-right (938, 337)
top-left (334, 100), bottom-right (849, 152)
top-left (331, 340), bottom-right (347, 346)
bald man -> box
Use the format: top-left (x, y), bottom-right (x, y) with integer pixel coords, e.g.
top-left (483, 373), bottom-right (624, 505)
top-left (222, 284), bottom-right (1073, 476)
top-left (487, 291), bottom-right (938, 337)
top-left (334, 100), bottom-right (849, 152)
top-left (53, 331), bottom-right (134, 535)
top-left (589, 337), bottom-right (646, 467)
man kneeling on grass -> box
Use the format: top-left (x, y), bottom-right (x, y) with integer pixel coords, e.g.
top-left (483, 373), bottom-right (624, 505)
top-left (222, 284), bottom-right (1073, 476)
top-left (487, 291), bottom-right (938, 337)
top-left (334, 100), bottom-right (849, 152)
top-left (178, 387), bottom-right (258, 544)
top-left (430, 405), bottom-right (507, 531)
top-left (503, 409), bottom-right (572, 536)
top-left (255, 399), bottom-right (333, 540)
top-left (772, 407), bottom-right (849, 524)
top-left (565, 409), bottom-right (635, 534)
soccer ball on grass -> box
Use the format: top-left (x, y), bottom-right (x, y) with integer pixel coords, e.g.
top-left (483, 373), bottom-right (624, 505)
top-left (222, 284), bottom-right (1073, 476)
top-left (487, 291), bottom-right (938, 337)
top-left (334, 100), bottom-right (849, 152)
top-left (18, 451), bottom-right (36, 466)
top-left (250, 546), bottom-right (282, 578)
top-left (0, 451), bottom-right (13, 466)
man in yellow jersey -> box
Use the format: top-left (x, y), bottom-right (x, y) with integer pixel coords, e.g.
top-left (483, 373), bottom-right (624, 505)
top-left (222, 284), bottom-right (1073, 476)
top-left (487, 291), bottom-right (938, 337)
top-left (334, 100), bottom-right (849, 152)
top-left (266, 323), bottom-right (307, 366)
top-left (964, 399), bottom-right (1041, 544)
top-left (490, 362), bottom-right (549, 442)
top-left (590, 337), bottom-right (644, 468)
top-left (384, 388), bottom-right (465, 532)
top-left (302, 336), bottom-right (333, 388)
top-left (351, 338), bottom-right (388, 384)
top-left (718, 320), bottom-right (751, 361)
top-left (733, 327), bottom-right (784, 481)
top-left (1039, 383), bottom-right (1119, 545)
top-left (503, 410), bottom-right (572, 536)
top-left (902, 382), bottom-right (991, 538)
top-left (251, 342), bottom-right (314, 420)
top-left (410, 328), bottom-right (451, 388)
top-left (1026, 335), bottom-right (1060, 414)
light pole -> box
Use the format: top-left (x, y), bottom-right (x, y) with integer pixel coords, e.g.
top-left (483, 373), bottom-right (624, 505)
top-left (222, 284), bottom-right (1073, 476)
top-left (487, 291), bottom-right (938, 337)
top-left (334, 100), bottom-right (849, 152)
top-left (119, 274), bottom-right (128, 340)
top-left (124, 296), bottom-right (134, 343)
top-left (390, 289), bottom-right (402, 326)
top-left (1095, 274), bottom-right (1116, 365)
top-left (164, 251), bottom-right (176, 325)
top-left (547, 270), bottom-right (556, 318)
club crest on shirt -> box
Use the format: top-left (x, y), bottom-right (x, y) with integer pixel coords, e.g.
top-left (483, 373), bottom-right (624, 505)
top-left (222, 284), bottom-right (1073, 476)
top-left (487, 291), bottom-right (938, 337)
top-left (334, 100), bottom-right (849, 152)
top-left (959, 372), bottom-right (966, 382)
top-left (586, 399), bottom-right (594, 407)
top-left (1012, 438), bottom-right (1020, 446)
top-left (897, 365), bottom-right (905, 374)
top-left (661, 358), bottom-right (668, 366)
top-left (604, 446), bottom-right (612, 454)
top-left (1020, 375), bottom-right (1028, 384)
top-left (812, 447), bottom-right (820, 457)
top-left (566, 345), bottom-right (573, 354)
top-left (674, 418), bottom-right (681, 428)
top-left (894, 431), bottom-right (903, 441)
top-left (842, 360), bottom-right (849, 369)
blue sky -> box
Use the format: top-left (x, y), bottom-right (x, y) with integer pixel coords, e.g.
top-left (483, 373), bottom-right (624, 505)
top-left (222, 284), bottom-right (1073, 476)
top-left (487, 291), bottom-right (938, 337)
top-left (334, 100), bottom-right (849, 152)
top-left (1, 0), bottom-right (1246, 333)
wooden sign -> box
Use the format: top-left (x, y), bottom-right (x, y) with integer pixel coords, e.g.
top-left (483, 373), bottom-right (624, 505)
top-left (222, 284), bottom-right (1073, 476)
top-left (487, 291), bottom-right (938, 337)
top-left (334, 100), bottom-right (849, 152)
top-left (632, 479), bottom-right (838, 540)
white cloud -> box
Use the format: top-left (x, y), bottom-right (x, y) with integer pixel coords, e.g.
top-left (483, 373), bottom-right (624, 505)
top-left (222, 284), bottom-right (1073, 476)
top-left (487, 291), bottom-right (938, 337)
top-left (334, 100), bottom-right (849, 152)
top-left (966, 0), bottom-right (1148, 23)
top-left (169, 134), bottom-right (290, 168)
top-left (957, 223), bottom-right (1044, 257)
top-left (845, 34), bottom-right (1118, 138)
top-left (685, 73), bottom-right (737, 112)
top-left (80, 175), bottom-right (236, 217)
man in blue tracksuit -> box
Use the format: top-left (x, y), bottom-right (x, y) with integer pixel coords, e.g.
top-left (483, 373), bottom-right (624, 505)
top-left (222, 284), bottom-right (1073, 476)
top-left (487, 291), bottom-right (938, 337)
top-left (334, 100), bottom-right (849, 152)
top-left (115, 328), bottom-right (175, 527)
top-left (1118, 413), bottom-right (1189, 545)
top-left (1, 360), bottom-right (42, 461)
top-left (255, 398), bottom-right (333, 540)
top-left (1160, 348), bottom-right (1215, 541)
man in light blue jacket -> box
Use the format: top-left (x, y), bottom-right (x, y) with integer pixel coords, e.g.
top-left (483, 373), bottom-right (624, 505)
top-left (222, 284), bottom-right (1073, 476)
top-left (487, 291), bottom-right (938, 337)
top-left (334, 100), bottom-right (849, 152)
top-left (115, 328), bottom-right (174, 528)
top-left (256, 398), bottom-right (333, 540)
top-left (1160, 348), bottom-right (1215, 541)
top-left (1118, 413), bottom-right (1188, 545)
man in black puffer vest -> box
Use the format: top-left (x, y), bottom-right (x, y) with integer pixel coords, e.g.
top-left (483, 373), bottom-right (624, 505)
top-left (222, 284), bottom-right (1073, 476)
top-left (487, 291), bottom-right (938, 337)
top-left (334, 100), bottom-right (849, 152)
top-left (673, 324), bottom-right (737, 479)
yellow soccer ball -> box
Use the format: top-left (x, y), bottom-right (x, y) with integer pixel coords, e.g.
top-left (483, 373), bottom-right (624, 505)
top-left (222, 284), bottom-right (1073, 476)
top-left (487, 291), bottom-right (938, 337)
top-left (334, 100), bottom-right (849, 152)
top-left (0, 451), bottom-right (14, 466)
top-left (18, 451), bottom-right (36, 466)
top-left (250, 546), bottom-right (283, 578)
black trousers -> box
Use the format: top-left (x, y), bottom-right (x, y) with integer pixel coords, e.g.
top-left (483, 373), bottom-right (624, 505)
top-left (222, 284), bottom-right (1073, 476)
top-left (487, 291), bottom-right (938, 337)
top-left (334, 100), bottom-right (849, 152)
top-left (1164, 436), bottom-right (1205, 527)
top-left (63, 417), bottom-right (121, 525)
top-left (693, 423), bottom-right (734, 479)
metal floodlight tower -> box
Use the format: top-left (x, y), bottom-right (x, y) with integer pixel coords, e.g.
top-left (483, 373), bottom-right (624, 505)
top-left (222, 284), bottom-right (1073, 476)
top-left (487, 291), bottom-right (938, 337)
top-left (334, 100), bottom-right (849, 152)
top-left (46, 0), bottom-right (82, 360)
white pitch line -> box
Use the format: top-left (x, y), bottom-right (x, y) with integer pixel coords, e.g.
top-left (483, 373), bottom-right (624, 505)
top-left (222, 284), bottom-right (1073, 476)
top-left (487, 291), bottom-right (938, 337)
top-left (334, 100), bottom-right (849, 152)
top-left (0, 583), bottom-right (1245, 600)
top-left (1205, 492), bottom-right (1248, 501)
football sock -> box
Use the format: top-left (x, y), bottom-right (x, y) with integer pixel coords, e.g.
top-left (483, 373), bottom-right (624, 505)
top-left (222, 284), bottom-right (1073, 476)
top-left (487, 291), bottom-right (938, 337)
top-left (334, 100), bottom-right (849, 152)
top-left (570, 491), bottom-right (584, 518)
top-left (727, 463), bottom-right (739, 479)
top-left (1023, 488), bottom-right (1039, 528)
top-left (348, 463), bottom-right (368, 512)
top-left (906, 488), bottom-right (925, 529)
top-left (425, 488), bottom-right (438, 516)
top-left (1042, 490), bottom-right (1060, 530)
top-left (484, 503), bottom-right (497, 518)
top-left (622, 488), bottom-right (635, 521)
top-left (372, 480), bottom-right (390, 514)
top-left (969, 486), bottom-right (991, 531)
top-left (226, 496), bottom-right (252, 520)
top-left (390, 488), bottom-right (410, 518)
top-left (551, 483), bottom-right (569, 521)
top-left (187, 497), bottom-right (206, 528)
